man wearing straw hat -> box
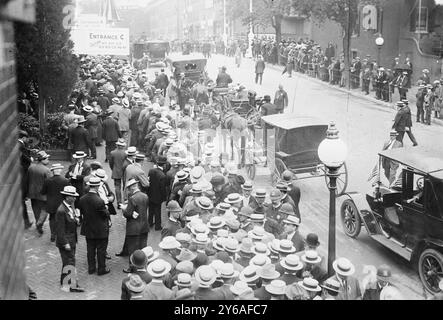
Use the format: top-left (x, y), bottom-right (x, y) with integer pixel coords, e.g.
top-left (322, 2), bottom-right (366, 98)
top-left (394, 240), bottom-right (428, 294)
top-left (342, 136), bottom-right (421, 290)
top-left (125, 153), bottom-right (150, 192)
top-left (66, 151), bottom-right (91, 205)
top-left (69, 115), bottom-right (92, 157)
top-left (255, 263), bottom-right (281, 300)
top-left (194, 265), bottom-right (225, 300)
top-left (78, 177), bottom-right (111, 276)
top-left (41, 163), bottom-right (69, 242)
top-left (142, 259), bottom-right (174, 300)
top-left (123, 274), bottom-right (147, 300)
top-left (327, 257), bottom-right (362, 300)
top-left (122, 178), bottom-right (149, 272)
top-left (55, 186), bottom-right (84, 293)
top-left (102, 109), bottom-right (121, 162)
top-left (279, 254), bottom-right (304, 285)
top-left (109, 139), bottom-right (127, 208)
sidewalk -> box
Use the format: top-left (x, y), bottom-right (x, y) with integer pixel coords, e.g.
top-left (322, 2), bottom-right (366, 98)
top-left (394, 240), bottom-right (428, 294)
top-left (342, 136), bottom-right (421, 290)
top-left (263, 61), bottom-right (443, 127)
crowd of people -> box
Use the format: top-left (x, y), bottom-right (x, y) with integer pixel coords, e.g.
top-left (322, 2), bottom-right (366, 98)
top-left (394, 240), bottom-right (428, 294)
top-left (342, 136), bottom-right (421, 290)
top-left (16, 51), bottom-right (424, 301)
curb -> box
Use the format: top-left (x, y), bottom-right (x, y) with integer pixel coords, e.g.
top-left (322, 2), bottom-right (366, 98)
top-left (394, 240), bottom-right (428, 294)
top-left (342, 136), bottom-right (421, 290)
top-left (264, 62), bottom-right (443, 127)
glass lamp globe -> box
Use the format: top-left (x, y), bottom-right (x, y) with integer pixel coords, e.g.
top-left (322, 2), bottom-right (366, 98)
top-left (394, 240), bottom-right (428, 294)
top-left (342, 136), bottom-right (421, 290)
top-left (318, 123), bottom-right (348, 169)
top-left (375, 36), bottom-right (385, 47)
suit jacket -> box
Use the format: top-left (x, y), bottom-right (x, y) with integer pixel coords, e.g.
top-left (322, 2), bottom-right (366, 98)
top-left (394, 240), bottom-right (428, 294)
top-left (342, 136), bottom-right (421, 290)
top-left (169, 180), bottom-right (188, 203)
top-left (287, 183), bottom-right (301, 209)
top-left (55, 202), bottom-right (78, 248)
top-left (85, 113), bottom-right (99, 139)
top-left (41, 175), bottom-right (70, 214)
top-left (123, 190), bottom-right (149, 236)
top-left (69, 125), bottom-right (92, 153)
top-left (287, 230), bottom-right (305, 253)
top-left (161, 219), bottom-right (181, 239)
top-left (109, 149), bottom-right (127, 180)
top-left (392, 107), bottom-right (409, 132)
top-left (66, 162), bottom-right (91, 196)
top-left (255, 60), bottom-right (266, 74)
top-left (27, 163), bottom-right (51, 200)
top-left (279, 272), bottom-right (300, 286)
top-left (142, 280), bottom-right (175, 300)
top-left (148, 167), bottom-right (167, 204)
top-left (78, 191), bottom-right (110, 239)
top-left (194, 287), bottom-right (226, 300)
top-left (102, 116), bottom-right (121, 142)
top-left (327, 275), bottom-right (362, 300)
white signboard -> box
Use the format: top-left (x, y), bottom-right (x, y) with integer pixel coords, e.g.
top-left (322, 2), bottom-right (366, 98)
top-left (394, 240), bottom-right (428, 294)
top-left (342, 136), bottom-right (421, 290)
top-left (362, 5), bottom-right (378, 31)
top-left (71, 27), bottom-right (130, 56)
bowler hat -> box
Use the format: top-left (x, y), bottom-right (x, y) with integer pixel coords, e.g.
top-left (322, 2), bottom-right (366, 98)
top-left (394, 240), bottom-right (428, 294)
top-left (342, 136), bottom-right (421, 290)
top-left (129, 250), bottom-right (148, 269)
top-left (306, 233), bottom-right (320, 247)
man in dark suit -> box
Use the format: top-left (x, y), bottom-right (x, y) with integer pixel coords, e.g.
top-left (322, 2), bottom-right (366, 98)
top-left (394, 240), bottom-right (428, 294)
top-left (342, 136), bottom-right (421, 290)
top-left (260, 95), bottom-right (278, 117)
top-left (84, 106), bottom-right (98, 159)
top-left (280, 215), bottom-right (304, 253)
top-left (362, 265), bottom-right (393, 300)
top-left (27, 151), bottom-right (52, 234)
top-left (282, 170), bottom-right (301, 218)
top-left (66, 151), bottom-right (91, 206)
top-left (156, 69), bottom-right (169, 96)
top-left (69, 116), bottom-right (92, 157)
top-left (102, 109), bottom-right (121, 162)
top-left (274, 84), bottom-right (288, 114)
top-left (55, 186), bottom-right (84, 292)
top-left (108, 138), bottom-right (126, 206)
top-left (122, 179), bottom-right (149, 273)
top-left (161, 201), bottom-right (182, 239)
top-left (215, 66), bottom-right (233, 88)
top-left (327, 258), bottom-right (362, 300)
top-left (41, 164), bottom-right (70, 242)
top-left (78, 177), bottom-right (110, 275)
top-left (148, 156), bottom-right (168, 231)
top-left (392, 101), bottom-right (410, 144)
top-left (255, 55), bottom-right (266, 85)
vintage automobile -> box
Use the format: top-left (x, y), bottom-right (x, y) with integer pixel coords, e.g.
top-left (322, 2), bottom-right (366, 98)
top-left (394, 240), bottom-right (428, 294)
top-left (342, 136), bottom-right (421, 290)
top-left (166, 54), bottom-right (209, 83)
top-left (132, 40), bottom-right (170, 69)
top-left (260, 114), bottom-right (348, 195)
top-left (340, 147), bottom-right (443, 294)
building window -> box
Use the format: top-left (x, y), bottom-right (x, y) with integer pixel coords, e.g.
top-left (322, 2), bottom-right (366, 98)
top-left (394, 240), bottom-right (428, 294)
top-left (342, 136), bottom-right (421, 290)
top-left (411, 6), bottom-right (429, 33)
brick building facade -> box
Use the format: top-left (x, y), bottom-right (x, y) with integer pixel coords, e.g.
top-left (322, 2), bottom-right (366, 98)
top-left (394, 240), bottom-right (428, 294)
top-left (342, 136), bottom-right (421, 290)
top-left (0, 1), bottom-right (35, 300)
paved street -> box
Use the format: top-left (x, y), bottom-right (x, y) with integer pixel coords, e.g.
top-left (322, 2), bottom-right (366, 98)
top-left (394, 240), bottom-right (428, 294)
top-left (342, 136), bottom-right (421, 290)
top-left (24, 54), bottom-right (443, 300)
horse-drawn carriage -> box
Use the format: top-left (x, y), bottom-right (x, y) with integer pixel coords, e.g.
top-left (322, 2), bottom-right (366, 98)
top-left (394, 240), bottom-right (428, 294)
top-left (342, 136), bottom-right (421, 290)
top-left (260, 114), bottom-right (348, 195)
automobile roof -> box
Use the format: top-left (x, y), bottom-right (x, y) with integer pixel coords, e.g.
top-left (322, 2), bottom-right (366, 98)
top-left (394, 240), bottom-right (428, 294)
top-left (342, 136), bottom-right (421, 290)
top-left (260, 114), bottom-right (328, 131)
top-left (379, 147), bottom-right (443, 175)
top-left (166, 53), bottom-right (207, 62)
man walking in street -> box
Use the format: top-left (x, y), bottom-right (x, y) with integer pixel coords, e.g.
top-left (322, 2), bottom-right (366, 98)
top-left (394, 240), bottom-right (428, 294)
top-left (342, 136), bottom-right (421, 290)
top-left (78, 177), bottom-right (111, 276)
top-left (102, 109), bottom-right (121, 162)
top-left (122, 179), bottom-right (149, 273)
top-left (109, 139), bottom-right (127, 208)
top-left (392, 101), bottom-right (418, 146)
top-left (27, 151), bottom-right (51, 235)
top-left (416, 84), bottom-right (426, 123)
top-left (255, 55), bottom-right (266, 85)
top-left (69, 116), bottom-right (92, 157)
top-left (216, 66), bottom-right (233, 88)
top-left (41, 163), bottom-right (69, 242)
top-left (148, 156), bottom-right (168, 231)
top-left (274, 84), bottom-right (288, 114)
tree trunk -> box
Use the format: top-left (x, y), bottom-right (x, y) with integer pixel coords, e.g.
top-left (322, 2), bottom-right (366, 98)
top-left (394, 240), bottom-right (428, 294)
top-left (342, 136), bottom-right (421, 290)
top-left (38, 85), bottom-right (47, 136)
top-left (273, 14), bottom-right (283, 64)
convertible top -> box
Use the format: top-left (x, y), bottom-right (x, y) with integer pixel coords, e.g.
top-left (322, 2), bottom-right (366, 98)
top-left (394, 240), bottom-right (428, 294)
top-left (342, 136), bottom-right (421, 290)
top-left (261, 114), bottom-right (328, 131)
top-left (379, 147), bottom-right (443, 176)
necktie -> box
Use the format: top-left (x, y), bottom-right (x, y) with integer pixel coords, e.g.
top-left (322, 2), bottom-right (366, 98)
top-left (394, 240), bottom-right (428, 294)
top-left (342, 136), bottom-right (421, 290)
top-left (343, 279), bottom-right (349, 300)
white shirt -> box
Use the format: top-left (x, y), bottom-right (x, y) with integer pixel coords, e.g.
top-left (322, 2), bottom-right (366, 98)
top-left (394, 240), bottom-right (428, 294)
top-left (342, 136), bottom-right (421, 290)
top-left (63, 201), bottom-right (75, 220)
top-left (287, 231), bottom-right (296, 241)
top-left (73, 161), bottom-right (83, 177)
top-left (97, 183), bottom-right (109, 204)
top-left (243, 196), bottom-right (250, 208)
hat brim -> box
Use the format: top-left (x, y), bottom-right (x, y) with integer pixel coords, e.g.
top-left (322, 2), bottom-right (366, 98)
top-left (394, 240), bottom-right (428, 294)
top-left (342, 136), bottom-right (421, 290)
top-left (176, 252), bottom-right (197, 262)
top-left (207, 221), bottom-right (226, 229)
top-left (146, 251), bottom-right (160, 263)
top-left (265, 286), bottom-right (286, 296)
top-left (147, 264), bottom-right (171, 278)
top-left (60, 191), bottom-right (79, 197)
top-left (281, 260), bottom-right (304, 271)
top-left (258, 271), bottom-right (280, 280)
top-left (321, 284), bottom-right (340, 293)
top-left (277, 246), bottom-right (296, 254)
top-left (252, 248), bottom-right (270, 256)
top-left (50, 166), bottom-right (64, 171)
top-left (159, 242), bottom-right (181, 250)
top-left (301, 255), bottom-right (322, 265)
top-left (126, 283), bottom-right (146, 293)
top-left (332, 261), bottom-right (355, 276)
top-left (239, 274), bottom-right (260, 283)
top-left (72, 154), bottom-right (87, 158)
top-left (299, 281), bottom-right (322, 292)
top-left (195, 273), bottom-right (217, 287)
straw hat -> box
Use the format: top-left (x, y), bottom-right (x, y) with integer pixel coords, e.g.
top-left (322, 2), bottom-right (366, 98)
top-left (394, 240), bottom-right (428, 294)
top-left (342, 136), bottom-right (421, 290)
top-left (207, 216), bottom-right (226, 230)
top-left (321, 278), bottom-right (341, 293)
top-left (230, 281), bottom-right (250, 296)
top-left (174, 273), bottom-right (192, 288)
top-left (219, 263), bottom-right (239, 279)
top-left (239, 265), bottom-right (260, 283)
top-left (72, 151), bottom-right (87, 159)
top-left (141, 246), bottom-right (159, 263)
top-left (257, 263), bottom-right (280, 280)
top-left (248, 226), bottom-right (266, 241)
top-left (193, 233), bottom-right (210, 245)
top-left (50, 163), bottom-right (64, 171)
top-left (147, 259), bottom-right (171, 278)
top-left (332, 257), bottom-right (355, 276)
top-left (95, 169), bottom-right (108, 182)
top-left (239, 238), bottom-right (254, 255)
top-left (265, 280), bottom-right (287, 296)
top-left (60, 186), bottom-right (79, 197)
top-left (280, 254), bottom-right (304, 271)
top-left (225, 193), bottom-right (244, 204)
top-left (86, 177), bottom-right (101, 187)
top-left (176, 261), bottom-right (194, 274)
top-left (159, 236), bottom-right (181, 250)
top-left (223, 238), bottom-right (240, 253)
top-left (212, 237), bottom-right (227, 251)
top-left (125, 146), bottom-right (137, 156)
top-left (195, 197), bottom-right (214, 210)
top-left (277, 240), bottom-right (296, 254)
top-left (126, 274), bottom-right (146, 293)
top-left (298, 277), bottom-right (322, 292)
top-left (301, 250), bottom-right (322, 265)
top-left (175, 232), bottom-right (192, 243)
top-left (249, 254), bottom-right (271, 268)
top-left (176, 248), bottom-right (197, 262)
top-left (194, 265), bottom-right (217, 288)
top-left (252, 242), bottom-right (270, 256)
top-left (190, 223), bottom-right (210, 236)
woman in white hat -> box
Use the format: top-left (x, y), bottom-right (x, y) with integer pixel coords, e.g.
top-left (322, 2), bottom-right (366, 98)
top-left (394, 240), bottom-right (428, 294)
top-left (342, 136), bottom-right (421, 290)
top-left (56, 186), bottom-right (84, 293)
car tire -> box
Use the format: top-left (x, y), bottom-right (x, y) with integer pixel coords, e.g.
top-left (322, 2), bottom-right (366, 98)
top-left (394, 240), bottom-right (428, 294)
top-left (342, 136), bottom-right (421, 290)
top-left (340, 199), bottom-right (362, 238)
top-left (418, 248), bottom-right (443, 294)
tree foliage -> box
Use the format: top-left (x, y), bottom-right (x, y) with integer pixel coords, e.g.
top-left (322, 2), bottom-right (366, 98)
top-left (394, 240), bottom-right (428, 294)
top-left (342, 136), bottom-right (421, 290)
top-left (15, 0), bottom-right (79, 113)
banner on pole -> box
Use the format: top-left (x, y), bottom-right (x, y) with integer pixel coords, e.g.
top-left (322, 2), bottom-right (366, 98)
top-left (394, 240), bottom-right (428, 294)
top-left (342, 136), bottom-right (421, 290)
top-left (71, 27), bottom-right (130, 56)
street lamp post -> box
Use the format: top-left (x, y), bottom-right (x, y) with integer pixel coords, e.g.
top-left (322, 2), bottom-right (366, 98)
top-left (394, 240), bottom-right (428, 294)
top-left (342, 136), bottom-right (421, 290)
top-left (318, 123), bottom-right (348, 276)
top-left (375, 35), bottom-right (385, 67)
top-left (246, 0), bottom-right (254, 58)
top-left (223, 0), bottom-right (228, 49)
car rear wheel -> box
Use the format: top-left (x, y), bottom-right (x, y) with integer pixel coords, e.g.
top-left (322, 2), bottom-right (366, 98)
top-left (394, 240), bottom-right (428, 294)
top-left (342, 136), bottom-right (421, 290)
top-left (340, 199), bottom-right (362, 238)
top-left (418, 249), bottom-right (443, 294)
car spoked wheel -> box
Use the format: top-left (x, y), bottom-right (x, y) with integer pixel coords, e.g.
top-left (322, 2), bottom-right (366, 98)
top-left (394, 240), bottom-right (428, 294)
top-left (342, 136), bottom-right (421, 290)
top-left (340, 199), bottom-right (361, 238)
top-left (419, 249), bottom-right (443, 294)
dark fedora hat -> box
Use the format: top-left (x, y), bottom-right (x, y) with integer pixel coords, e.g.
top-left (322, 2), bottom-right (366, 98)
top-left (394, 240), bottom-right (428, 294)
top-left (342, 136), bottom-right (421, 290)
top-left (306, 233), bottom-right (320, 247)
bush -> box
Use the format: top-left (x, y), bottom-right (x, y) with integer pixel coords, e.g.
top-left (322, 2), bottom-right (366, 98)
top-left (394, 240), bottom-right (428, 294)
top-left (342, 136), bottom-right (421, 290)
top-left (40, 112), bottom-right (68, 150)
top-left (18, 112), bottom-right (41, 140)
